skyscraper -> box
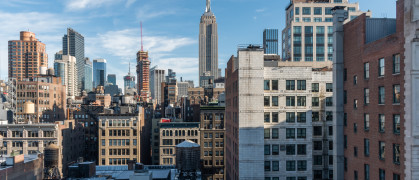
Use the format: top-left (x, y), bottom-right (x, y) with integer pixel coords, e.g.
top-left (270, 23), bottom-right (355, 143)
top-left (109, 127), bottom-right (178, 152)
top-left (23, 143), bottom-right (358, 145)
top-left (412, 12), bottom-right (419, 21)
top-left (63, 28), bottom-right (85, 93)
top-left (83, 58), bottom-right (93, 92)
top-left (199, 0), bottom-right (218, 87)
top-left (107, 74), bottom-right (116, 85)
top-left (93, 59), bottom-right (107, 88)
top-left (8, 31), bottom-right (48, 80)
top-left (263, 29), bottom-right (279, 55)
top-left (282, 0), bottom-right (369, 62)
top-left (137, 51), bottom-right (150, 101)
top-left (150, 66), bottom-right (165, 104)
top-left (124, 62), bottom-right (136, 94)
top-left (54, 50), bottom-right (78, 98)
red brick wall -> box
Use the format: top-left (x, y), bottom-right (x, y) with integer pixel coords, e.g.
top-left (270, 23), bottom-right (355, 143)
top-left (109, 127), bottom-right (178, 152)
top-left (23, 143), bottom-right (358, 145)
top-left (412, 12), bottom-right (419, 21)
top-left (343, 0), bottom-right (405, 179)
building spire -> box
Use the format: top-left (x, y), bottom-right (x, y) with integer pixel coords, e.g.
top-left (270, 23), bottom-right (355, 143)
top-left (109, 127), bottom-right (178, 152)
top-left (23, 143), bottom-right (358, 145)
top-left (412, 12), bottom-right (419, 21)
top-left (140, 21), bottom-right (143, 51)
top-left (205, 0), bottom-right (211, 12)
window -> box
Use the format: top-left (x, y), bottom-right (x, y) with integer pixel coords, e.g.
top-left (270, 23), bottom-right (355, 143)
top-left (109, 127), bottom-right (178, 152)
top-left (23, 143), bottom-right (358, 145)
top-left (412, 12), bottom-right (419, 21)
top-left (272, 80), bottom-right (278, 90)
top-left (286, 80), bottom-right (295, 90)
top-left (286, 161), bottom-right (296, 171)
top-left (305, 26), bottom-right (313, 34)
top-left (294, 26), bottom-right (302, 34)
top-left (354, 146), bottom-right (358, 157)
top-left (286, 144), bottom-right (296, 155)
top-left (393, 114), bottom-right (400, 134)
top-left (272, 128), bottom-right (279, 139)
top-left (297, 144), bottom-right (306, 155)
top-left (379, 141), bottom-right (386, 160)
top-left (364, 63), bottom-right (370, 79)
top-left (364, 88), bottom-right (370, 105)
top-left (305, 36), bottom-right (313, 44)
top-left (312, 97), bottom-right (319, 106)
top-left (272, 145), bottom-right (279, 155)
top-left (313, 155), bottom-right (323, 165)
top-left (328, 26), bottom-right (333, 34)
top-left (316, 26), bottom-right (325, 34)
top-left (325, 7), bottom-right (332, 15)
top-left (272, 112), bottom-right (279, 123)
top-left (297, 96), bottom-right (306, 106)
top-left (354, 99), bottom-right (358, 109)
top-left (312, 112), bottom-right (319, 121)
top-left (297, 128), bottom-right (306, 138)
top-left (379, 114), bottom-right (385, 133)
top-left (329, 126), bottom-right (333, 136)
top-left (297, 160), bottom-right (307, 171)
top-left (326, 97), bottom-right (333, 106)
top-left (264, 129), bottom-right (270, 139)
top-left (353, 75), bottom-right (358, 85)
top-left (265, 161), bottom-right (271, 171)
top-left (264, 145), bottom-right (271, 155)
top-left (364, 114), bottom-right (370, 130)
top-left (313, 126), bottom-right (322, 136)
top-left (344, 135), bottom-right (347, 149)
top-left (312, 83), bottom-right (319, 92)
top-left (314, 7), bottom-right (322, 15)
top-left (379, 86), bottom-right (385, 104)
top-left (297, 112), bottom-right (306, 123)
top-left (286, 112), bottom-right (295, 123)
top-left (393, 174), bottom-right (401, 180)
top-left (326, 83), bottom-right (333, 92)
top-left (364, 139), bottom-right (370, 156)
top-left (313, 141), bottom-right (322, 150)
top-left (264, 96), bottom-right (270, 106)
top-left (302, 7), bottom-right (311, 15)
top-left (365, 164), bottom-right (370, 180)
top-left (272, 96), bottom-right (279, 106)
top-left (295, 7), bottom-right (300, 15)
top-left (316, 46), bottom-right (324, 54)
top-left (297, 80), bottom-right (306, 90)
top-left (393, 54), bottom-right (400, 74)
top-left (379, 58), bottom-right (385, 76)
top-left (354, 123), bottom-right (358, 133)
top-left (326, 111), bottom-right (333, 121)
top-left (393, 144), bottom-right (400, 164)
top-left (264, 80), bottom-right (270, 90)
top-left (379, 169), bottom-right (385, 180)
top-left (286, 128), bottom-right (295, 139)
top-left (286, 96), bottom-right (295, 106)
top-left (264, 113), bottom-right (270, 123)
top-left (393, 85), bottom-right (400, 104)
top-left (272, 161), bottom-right (279, 171)
top-left (303, 17), bottom-right (311, 22)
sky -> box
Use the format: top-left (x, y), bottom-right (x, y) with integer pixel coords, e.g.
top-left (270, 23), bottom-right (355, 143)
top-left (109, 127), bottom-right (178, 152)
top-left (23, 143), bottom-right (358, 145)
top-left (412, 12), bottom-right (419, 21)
top-left (0, 0), bottom-right (398, 88)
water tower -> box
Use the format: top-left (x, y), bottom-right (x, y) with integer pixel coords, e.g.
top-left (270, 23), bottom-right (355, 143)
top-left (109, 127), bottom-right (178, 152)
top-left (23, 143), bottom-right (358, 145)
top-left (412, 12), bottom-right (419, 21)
top-left (176, 140), bottom-right (200, 179)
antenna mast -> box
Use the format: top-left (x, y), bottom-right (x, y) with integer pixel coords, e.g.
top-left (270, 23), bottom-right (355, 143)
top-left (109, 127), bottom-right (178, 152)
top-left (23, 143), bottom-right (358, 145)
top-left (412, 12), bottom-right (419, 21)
top-left (141, 21), bottom-right (143, 51)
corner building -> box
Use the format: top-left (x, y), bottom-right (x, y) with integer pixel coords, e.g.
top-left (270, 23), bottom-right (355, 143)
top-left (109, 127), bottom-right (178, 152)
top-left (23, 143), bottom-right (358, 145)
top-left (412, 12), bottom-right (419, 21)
top-left (282, 0), bottom-right (369, 62)
top-left (225, 46), bottom-right (333, 180)
top-left (341, 1), bottom-right (405, 179)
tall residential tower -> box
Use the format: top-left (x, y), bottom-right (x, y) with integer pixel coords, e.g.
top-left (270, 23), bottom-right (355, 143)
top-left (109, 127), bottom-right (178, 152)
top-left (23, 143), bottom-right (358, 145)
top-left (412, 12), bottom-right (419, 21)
top-left (263, 29), bottom-right (279, 55)
top-left (63, 28), bottom-right (85, 93)
top-left (199, 0), bottom-right (219, 87)
top-left (8, 31), bottom-right (48, 80)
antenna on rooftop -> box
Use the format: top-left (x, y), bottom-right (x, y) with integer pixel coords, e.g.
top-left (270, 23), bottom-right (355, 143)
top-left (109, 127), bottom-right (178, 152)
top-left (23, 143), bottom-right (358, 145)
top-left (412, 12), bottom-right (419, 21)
top-left (141, 21), bottom-right (143, 51)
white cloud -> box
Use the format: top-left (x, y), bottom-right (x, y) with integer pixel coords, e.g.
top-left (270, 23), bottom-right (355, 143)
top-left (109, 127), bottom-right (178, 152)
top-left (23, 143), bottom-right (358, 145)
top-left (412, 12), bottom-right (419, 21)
top-left (66, 0), bottom-right (136, 11)
top-left (136, 5), bottom-right (177, 21)
top-left (87, 28), bottom-right (198, 87)
top-left (256, 8), bottom-right (266, 13)
top-left (92, 28), bottom-right (196, 61)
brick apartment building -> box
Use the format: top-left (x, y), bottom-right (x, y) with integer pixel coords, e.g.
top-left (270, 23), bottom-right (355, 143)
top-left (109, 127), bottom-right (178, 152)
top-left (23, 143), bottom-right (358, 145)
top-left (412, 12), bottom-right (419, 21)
top-left (342, 1), bottom-right (405, 179)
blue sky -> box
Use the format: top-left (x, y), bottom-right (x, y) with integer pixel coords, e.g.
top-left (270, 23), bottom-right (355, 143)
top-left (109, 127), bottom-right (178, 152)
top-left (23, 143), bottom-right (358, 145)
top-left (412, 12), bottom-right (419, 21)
top-left (0, 0), bottom-right (397, 87)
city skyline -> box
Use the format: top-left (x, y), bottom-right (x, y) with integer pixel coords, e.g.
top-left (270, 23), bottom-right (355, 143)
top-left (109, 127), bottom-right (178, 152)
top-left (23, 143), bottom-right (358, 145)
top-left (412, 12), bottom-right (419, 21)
top-left (0, 0), bottom-right (396, 87)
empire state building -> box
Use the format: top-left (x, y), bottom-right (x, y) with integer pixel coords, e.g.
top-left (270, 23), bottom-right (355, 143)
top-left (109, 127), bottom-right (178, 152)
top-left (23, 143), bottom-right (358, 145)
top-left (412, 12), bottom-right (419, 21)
top-left (199, 0), bottom-right (218, 87)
